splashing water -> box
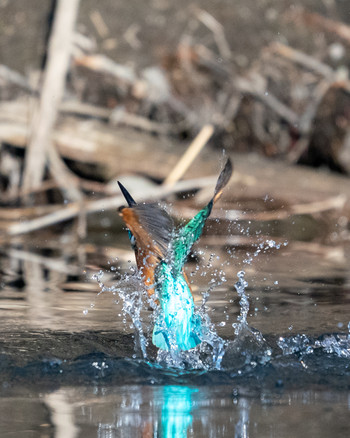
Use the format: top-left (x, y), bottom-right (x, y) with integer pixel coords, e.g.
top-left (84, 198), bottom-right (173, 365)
top-left (88, 261), bottom-right (278, 372)
top-left (89, 238), bottom-right (348, 373)
top-left (101, 272), bottom-right (150, 359)
top-left (243, 238), bottom-right (288, 266)
top-left (154, 297), bottom-right (226, 370)
top-left (233, 270), bottom-right (249, 330)
top-left (222, 271), bottom-right (272, 370)
top-left (277, 333), bottom-right (350, 359)
top-left (85, 253), bottom-right (232, 369)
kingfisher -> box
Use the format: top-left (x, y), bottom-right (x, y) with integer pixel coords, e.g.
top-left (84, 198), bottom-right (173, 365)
top-left (118, 158), bottom-right (232, 351)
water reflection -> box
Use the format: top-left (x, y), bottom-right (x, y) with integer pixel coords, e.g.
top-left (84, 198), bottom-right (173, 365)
top-left (158, 386), bottom-right (198, 438)
top-left (94, 385), bottom-right (198, 438)
top-left (1, 238), bottom-right (349, 336)
top-left (19, 385), bottom-right (348, 438)
top-left (42, 385), bottom-right (227, 438)
top-left (45, 389), bottom-right (79, 438)
top-left (0, 234), bottom-right (350, 437)
top-left (234, 397), bottom-right (250, 438)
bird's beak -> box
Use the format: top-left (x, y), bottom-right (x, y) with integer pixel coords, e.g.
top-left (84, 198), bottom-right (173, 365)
top-left (117, 181), bottom-right (137, 207)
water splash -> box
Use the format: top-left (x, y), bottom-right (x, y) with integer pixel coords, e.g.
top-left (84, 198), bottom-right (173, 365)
top-left (88, 265), bottom-right (277, 371)
top-left (107, 274), bottom-right (150, 359)
top-left (277, 334), bottom-right (313, 356)
top-left (318, 335), bottom-right (350, 359)
top-left (154, 306), bottom-right (226, 370)
top-left (221, 271), bottom-right (272, 370)
top-left (242, 238), bottom-right (288, 266)
top-left (87, 257), bottom-right (230, 369)
top-left (83, 270), bottom-right (106, 315)
top-left (233, 270), bottom-right (249, 330)
top-left (277, 333), bottom-right (350, 359)
top-left (87, 238), bottom-right (291, 372)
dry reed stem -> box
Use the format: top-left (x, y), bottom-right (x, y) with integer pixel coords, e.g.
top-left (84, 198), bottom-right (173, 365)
top-left (22, 0), bottom-right (80, 194)
top-left (2, 175), bottom-right (219, 238)
top-left (163, 124), bottom-right (214, 186)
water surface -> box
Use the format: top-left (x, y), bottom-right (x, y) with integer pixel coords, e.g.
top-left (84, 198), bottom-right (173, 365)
top-left (0, 224), bottom-right (349, 437)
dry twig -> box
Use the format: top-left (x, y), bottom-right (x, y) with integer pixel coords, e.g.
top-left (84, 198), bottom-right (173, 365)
top-left (22, 0), bottom-right (81, 196)
top-left (2, 175), bottom-right (220, 238)
top-left (90, 10), bottom-right (109, 38)
top-left (288, 80), bottom-right (333, 163)
top-left (235, 75), bottom-right (299, 126)
top-left (0, 65), bottom-right (35, 92)
top-left (195, 8), bottom-right (232, 60)
top-left (74, 54), bottom-right (136, 84)
top-left (288, 7), bottom-right (350, 45)
top-left (163, 124), bottom-right (214, 186)
top-left (270, 42), bottom-right (334, 78)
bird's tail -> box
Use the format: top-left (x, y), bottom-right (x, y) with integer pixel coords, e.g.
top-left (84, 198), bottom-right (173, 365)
top-left (171, 158), bottom-right (233, 275)
top-left (213, 158), bottom-right (233, 204)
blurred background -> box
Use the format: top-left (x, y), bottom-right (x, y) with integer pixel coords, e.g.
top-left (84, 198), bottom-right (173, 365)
top-left (1, 0), bottom-right (350, 220)
top-left (0, 0), bottom-right (349, 286)
top-left (0, 1), bottom-right (350, 437)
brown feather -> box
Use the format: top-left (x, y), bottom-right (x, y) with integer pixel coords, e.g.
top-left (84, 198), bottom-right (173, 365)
top-left (120, 204), bottom-right (173, 260)
top-left (135, 249), bottom-right (159, 299)
top-left (120, 204), bottom-right (174, 300)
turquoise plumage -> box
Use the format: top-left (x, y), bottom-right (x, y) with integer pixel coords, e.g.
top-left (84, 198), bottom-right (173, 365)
top-left (118, 159), bottom-right (232, 351)
top-left (152, 261), bottom-right (202, 350)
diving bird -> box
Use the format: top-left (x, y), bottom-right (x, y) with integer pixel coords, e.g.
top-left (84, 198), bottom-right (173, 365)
top-left (118, 158), bottom-right (232, 351)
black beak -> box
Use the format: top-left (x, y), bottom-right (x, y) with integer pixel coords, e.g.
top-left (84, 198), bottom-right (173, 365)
top-left (117, 181), bottom-right (137, 207)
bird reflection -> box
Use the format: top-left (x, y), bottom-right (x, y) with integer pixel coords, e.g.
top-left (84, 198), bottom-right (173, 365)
top-left (44, 385), bottom-right (252, 438)
top-left (140, 385), bottom-right (197, 438)
top-left (158, 386), bottom-right (197, 438)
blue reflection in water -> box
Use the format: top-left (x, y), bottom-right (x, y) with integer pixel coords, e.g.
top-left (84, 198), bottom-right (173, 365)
top-left (158, 386), bottom-right (198, 438)
top-left (234, 397), bottom-right (250, 438)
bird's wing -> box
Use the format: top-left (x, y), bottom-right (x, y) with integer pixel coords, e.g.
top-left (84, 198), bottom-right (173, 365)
top-left (120, 203), bottom-right (174, 260)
